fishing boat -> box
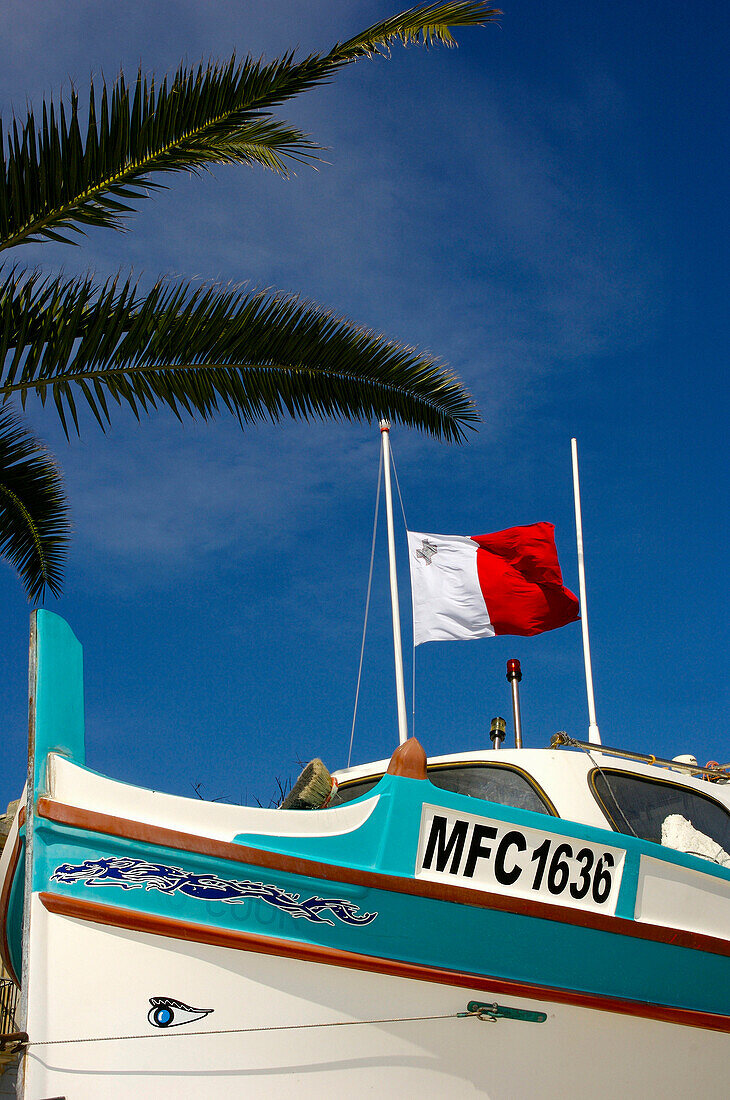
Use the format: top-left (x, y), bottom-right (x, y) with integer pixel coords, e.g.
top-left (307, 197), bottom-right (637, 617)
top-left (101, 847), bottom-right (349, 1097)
top-left (1, 430), bottom-right (728, 1098)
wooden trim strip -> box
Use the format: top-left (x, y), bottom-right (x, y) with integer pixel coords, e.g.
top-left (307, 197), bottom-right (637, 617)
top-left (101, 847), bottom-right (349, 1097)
top-left (0, 807), bottom-right (25, 987)
top-left (40, 891), bottom-right (730, 1034)
top-left (36, 797), bottom-right (730, 959)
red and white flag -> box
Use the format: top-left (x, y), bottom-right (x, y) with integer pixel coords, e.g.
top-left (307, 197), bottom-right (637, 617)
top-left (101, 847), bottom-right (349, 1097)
top-left (407, 522), bottom-right (579, 645)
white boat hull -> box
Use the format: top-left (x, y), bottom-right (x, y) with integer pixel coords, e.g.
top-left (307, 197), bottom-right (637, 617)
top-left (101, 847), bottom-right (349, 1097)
top-left (21, 898), bottom-right (730, 1100)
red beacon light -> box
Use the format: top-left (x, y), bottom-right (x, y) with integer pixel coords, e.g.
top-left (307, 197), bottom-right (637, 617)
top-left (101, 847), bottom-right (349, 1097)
top-left (506, 658), bottom-right (522, 683)
top-left (506, 659), bottom-right (523, 748)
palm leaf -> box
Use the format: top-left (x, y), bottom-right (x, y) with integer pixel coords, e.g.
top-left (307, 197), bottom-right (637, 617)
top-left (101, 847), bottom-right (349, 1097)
top-left (332, 2), bottom-right (501, 57)
top-left (0, 269), bottom-right (479, 442)
top-left (0, 77), bottom-right (321, 250)
top-left (0, 406), bottom-right (69, 601)
top-left (0, 3), bottom-right (499, 250)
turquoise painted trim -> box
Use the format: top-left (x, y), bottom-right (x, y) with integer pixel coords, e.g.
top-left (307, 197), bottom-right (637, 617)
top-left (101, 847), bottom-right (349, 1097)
top-left (31, 814), bottom-right (730, 1019)
top-left (40, 752), bottom-right (729, 888)
top-left (235, 773), bottom-right (730, 888)
top-left (33, 611), bottom-right (85, 797)
top-left (43, 754), bottom-right (730, 888)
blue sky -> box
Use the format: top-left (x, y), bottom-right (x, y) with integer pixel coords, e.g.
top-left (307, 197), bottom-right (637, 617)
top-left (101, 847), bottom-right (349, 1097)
top-left (0, 1), bottom-right (728, 810)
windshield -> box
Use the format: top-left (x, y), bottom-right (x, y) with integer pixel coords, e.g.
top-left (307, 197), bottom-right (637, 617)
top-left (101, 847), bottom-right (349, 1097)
top-left (591, 770), bottom-right (730, 859)
top-left (333, 763), bottom-right (553, 815)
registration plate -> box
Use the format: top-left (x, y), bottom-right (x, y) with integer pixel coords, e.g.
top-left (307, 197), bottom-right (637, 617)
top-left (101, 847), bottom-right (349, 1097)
top-left (416, 804), bottom-right (626, 915)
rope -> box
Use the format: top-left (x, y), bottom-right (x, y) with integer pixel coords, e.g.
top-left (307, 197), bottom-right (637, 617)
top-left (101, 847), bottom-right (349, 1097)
top-left (25, 1010), bottom-right (470, 1049)
top-left (390, 449), bottom-right (408, 532)
top-left (348, 443), bottom-right (383, 767)
top-left (555, 733), bottom-right (730, 863)
top-left (554, 733), bottom-right (639, 838)
top-left (683, 848), bottom-right (730, 867)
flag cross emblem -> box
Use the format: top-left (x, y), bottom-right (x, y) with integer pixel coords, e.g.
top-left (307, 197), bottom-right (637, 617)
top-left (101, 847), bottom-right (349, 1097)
top-left (415, 538), bottom-right (438, 565)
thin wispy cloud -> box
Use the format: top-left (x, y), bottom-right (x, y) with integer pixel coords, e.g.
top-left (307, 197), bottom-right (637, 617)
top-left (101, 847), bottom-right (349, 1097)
top-left (33, 416), bottom-right (388, 587)
top-left (10, 47), bottom-right (659, 434)
top-left (4, 2), bottom-right (716, 812)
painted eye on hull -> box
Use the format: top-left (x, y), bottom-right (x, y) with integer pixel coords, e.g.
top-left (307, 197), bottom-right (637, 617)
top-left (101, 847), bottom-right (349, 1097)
top-left (148, 996), bottom-right (213, 1028)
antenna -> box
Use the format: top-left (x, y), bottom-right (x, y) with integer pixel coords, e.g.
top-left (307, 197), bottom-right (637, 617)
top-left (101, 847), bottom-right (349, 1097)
top-left (571, 439), bottom-right (601, 745)
top-left (380, 423), bottom-right (409, 745)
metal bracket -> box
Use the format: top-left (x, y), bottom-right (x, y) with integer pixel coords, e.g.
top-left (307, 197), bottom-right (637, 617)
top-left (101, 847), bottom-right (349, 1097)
top-left (457, 1000), bottom-right (547, 1024)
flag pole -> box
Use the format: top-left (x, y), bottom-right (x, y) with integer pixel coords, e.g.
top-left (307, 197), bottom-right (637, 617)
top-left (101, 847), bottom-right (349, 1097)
top-left (380, 422), bottom-right (409, 745)
top-left (571, 438), bottom-right (601, 745)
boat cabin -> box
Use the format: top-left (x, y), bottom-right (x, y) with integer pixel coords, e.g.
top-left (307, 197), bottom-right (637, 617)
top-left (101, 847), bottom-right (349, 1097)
top-left (332, 745), bottom-right (730, 866)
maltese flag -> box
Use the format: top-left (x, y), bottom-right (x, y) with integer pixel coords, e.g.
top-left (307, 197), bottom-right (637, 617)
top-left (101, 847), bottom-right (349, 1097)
top-left (407, 522), bottom-right (579, 645)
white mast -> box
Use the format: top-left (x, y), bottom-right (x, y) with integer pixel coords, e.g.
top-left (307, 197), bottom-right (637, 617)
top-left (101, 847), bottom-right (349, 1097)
top-left (571, 438), bottom-right (601, 745)
top-left (379, 422), bottom-right (409, 744)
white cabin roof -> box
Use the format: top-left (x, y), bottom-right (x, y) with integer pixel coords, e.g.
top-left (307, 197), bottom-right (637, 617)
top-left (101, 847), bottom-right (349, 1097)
top-left (333, 744), bottom-right (730, 833)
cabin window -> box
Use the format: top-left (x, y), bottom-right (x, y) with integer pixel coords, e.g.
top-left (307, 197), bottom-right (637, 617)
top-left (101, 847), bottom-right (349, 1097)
top-left (426, 764), bottom-right (554, 814)
top-left (333, 764), bottom-right (554, 815)
top-left (590, 769), bottom-right (730, 857)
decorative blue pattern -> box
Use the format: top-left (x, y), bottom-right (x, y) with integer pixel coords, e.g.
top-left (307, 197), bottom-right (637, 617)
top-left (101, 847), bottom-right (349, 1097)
top-left (51, 856), bottom-right (378, 927)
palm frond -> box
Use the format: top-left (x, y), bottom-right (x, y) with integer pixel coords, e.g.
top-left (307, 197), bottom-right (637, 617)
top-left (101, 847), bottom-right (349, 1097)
top-left (0, 3), bottom-right (499, 249)
top-left (0, 269), bottom-right (479, 442)
top-left (0, 69), bottom-right (321, 250)
top-left (332, 2), bottom-right (501, 59)
top-left (0, 405), bottom-right (69, 601)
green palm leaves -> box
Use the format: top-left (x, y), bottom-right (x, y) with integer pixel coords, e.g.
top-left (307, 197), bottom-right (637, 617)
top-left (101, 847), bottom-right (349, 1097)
top-left (1, 271), bottom-right (475, 441)
top-left (0, 408), bottom-right (69, 601)
top-left (1, 3), bottom-right (499, 249)
top-left (0, 62), bottom-right (321, 250)
top-left (0, 3), bottom-right (498, 600)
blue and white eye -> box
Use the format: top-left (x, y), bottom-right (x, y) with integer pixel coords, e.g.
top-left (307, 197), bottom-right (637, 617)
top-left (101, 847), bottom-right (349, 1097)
top-left (148, 996), bottom-right (213, 1028)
